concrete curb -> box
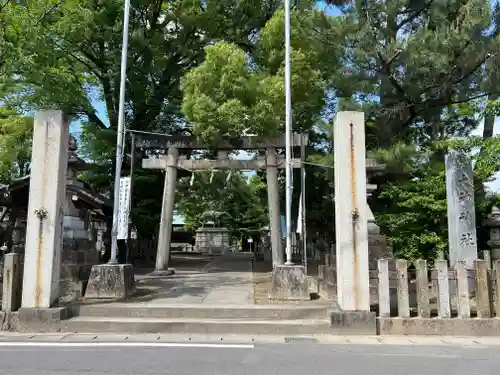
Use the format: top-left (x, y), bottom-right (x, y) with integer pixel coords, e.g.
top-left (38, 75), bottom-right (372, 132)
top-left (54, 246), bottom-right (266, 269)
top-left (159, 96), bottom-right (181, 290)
top-left (378, 317), bottom-right (500, 336)
top-left (0, 332), bottom-right (499, 347)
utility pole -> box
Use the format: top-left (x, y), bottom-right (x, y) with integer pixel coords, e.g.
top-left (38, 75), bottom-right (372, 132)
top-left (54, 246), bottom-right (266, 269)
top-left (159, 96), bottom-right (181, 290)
top-left (284, 0), bottom-right (293, 265)
top-left (109, 0), bottom-right (131, 264)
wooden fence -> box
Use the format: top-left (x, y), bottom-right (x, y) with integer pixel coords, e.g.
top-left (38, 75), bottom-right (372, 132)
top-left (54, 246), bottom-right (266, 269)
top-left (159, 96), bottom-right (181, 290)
top-left (317, 256), bottom-right (500, 335)
top-left (376, 258), bottom-right (500, 335)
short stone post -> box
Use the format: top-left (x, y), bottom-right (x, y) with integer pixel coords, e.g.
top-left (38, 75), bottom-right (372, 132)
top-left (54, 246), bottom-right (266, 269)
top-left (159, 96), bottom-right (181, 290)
top-left (377, 259), bottom-right (390, 317)
top-left (2, 252), bottom-right (21, 312)
top-left (475, 259), bottom-right (491, 318)
top-left (484, 206), bottom-right (500, 263)
top-left (436, 260), bottom-right (451, 318)
top-left (494, 260), bottom-right (500, 317)
top-left (483, 250), bottom-right (492, 270)
top-left (415, 259), bottom-right (430, 318)
top-left (455, 261), bottom-right (471, 318)
top-left (396, 259), bottom-right (410, 317)
top-left (21, 110), bottom-right (69, 308)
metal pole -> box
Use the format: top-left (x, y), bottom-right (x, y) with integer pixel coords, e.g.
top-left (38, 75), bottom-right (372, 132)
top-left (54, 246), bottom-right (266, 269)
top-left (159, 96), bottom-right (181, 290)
top-left (301, 139), bottom-right (307, 273)
top-left (126, 133), bottom-right (136, 264)
top-left (109, 0), bottom-right (131, 265)
top-left (284, 0), bottom-right (293, 265)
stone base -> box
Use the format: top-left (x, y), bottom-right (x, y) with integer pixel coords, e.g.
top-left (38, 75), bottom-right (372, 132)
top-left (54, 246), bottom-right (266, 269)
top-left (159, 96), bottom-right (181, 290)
top-left (148, 269), bottom-right (175, 277)
top-left (17, 307), bottom-right (71, 332)
top-left (328, 309), bottom-right (377, 335)
top-left (85, 264), bottom-right (136, 299)
top-left (19, 307), bottom-right (71, 323)
top-left (378, 317), bottom-right (500, 336)
top-left (0, 311), bottom-right (19, 331)
top-left (269, 265), bottom-right (309, 301)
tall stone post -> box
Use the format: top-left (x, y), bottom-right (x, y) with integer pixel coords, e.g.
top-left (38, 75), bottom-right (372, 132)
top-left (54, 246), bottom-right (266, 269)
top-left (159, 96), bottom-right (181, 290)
top-left (445, 150), bottom-right (478, 268)
top-left (154, 147), bottom-right (179, 275)
top-left (21, 111), bottom-right (69, 308)
top-left (266, 148), bottom-right (284, 266)
top-left (334, 111), bottom-right (370, 311)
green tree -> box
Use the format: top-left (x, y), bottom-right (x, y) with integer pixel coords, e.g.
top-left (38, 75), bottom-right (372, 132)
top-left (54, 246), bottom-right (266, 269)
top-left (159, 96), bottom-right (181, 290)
top-left (0, 0), bottom-right (291, 236)
top-left (322, 0), bottom-right (500, 147)
top-left (181, 6), bottom-right (340, 140)
top-left (0, 109), bottom-right (33, 184)
top-left (371, 136), bottom-right (500, 262)
top-left (176, 171), bottom-right (268, 239)
top-left (309, 0), bottom-right (500, 260)
top-left (180, 4), bottom-right (341, 237)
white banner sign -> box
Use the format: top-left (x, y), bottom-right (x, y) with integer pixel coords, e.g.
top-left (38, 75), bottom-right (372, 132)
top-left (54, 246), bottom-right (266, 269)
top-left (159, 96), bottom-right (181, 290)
top-left (296, 192), bottom-right (303, 234)
top-left (117, 176), bottom-right (131, 239)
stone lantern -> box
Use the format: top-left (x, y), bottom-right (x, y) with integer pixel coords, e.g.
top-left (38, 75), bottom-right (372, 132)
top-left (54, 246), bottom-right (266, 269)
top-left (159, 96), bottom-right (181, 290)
top-left (483, 206), bottom-right (500, 262)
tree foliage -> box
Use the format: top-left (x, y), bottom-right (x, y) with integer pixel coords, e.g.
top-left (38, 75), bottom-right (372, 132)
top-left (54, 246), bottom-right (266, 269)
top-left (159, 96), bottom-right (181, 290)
top-left (181, 6), bottom-right (338, 140)
top-left (176, 171), bottom-right (268, 238)
top-left (1, 0), bottom-right (500, 261)
top-left (0, 110), bottom-right (33, 184)
top-left (0, 0), bottom-right (291, 234)
top-left (326, 0), bottom-right (500, 147)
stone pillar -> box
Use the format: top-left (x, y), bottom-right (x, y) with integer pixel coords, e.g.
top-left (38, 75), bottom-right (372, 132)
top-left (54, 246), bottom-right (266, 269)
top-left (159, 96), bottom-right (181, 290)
top-left (21, 110), bottom-right (69, 308)
top-left (266, 148), bottom-right (284, 266)
top-left (484, 206), bottom-right (500, 262)
top-left (333, 111), bottom-right (370, 311)
top-left (154, 147), bottom-right (178, 275)
top-left (445, 150), bottom-right (478, 268)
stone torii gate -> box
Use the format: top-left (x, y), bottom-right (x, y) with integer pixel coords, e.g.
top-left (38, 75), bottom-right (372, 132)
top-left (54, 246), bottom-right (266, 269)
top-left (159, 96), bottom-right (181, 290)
top-left (135, 133), bottom-right (308, 274)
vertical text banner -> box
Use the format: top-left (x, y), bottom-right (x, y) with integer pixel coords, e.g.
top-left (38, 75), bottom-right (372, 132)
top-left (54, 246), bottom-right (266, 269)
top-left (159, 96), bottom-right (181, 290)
top-left (117, 176), bottom-right (131, 239)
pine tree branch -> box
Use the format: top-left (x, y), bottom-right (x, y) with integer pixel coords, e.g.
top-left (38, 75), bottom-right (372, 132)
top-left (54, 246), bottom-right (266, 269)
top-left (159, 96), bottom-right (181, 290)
top-left (396, 1), bottom-right (434, 30)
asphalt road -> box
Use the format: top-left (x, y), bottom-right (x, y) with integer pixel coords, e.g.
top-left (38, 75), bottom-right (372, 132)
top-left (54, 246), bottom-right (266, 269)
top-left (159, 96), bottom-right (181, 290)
top-left (0, 340), bottom-right (498, 375)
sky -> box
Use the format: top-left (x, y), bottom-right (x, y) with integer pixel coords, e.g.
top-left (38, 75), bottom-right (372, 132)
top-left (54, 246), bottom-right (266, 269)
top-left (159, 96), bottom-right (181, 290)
top-left (316, 0), bottom-right (343, 15)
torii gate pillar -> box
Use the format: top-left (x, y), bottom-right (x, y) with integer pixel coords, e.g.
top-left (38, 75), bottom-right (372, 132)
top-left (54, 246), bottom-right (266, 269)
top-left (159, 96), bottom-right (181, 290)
top-left (154, 147), bottom-right (179, 275)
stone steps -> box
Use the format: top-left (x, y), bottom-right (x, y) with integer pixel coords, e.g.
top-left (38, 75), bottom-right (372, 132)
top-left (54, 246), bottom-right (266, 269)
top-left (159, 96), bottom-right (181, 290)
top-left (69, 304), bottom-right (330, 321)
top-left (57, 316), bottom-right (332, 335)
top-left (51, 303), bottom-right (335, 335)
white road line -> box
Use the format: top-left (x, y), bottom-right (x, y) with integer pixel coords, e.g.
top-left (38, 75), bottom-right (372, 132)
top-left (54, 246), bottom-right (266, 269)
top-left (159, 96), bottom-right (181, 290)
top-left (0, 342), bottom-right (254, 349)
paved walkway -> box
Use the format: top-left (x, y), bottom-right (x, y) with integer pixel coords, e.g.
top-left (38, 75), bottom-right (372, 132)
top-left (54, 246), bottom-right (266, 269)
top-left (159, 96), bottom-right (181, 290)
top-left (129, 253), bottom-right (256, 305)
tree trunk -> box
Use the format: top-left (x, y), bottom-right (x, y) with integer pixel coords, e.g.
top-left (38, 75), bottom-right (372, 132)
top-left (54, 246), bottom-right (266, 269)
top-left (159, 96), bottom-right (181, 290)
top-left (483, 94), bottom-right (498, 139)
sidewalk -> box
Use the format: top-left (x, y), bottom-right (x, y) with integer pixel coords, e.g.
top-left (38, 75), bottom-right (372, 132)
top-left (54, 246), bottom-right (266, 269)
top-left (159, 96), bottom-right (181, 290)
top-left (1, 332), bottom-right (500, 347)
